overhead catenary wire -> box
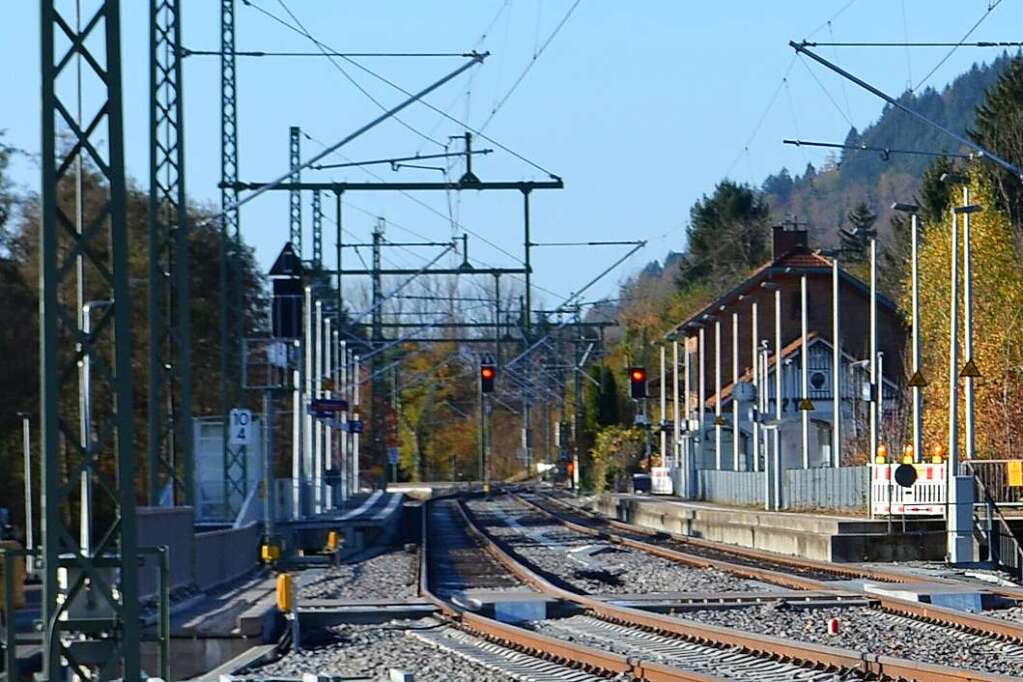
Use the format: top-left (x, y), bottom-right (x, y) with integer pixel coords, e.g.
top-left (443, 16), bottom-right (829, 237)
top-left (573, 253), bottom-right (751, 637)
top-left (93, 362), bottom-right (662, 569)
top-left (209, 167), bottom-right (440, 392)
top-left (724, 55), bottom-right (797, 179)
top-left (478, 0), bottom-right (584, 132)
top-left (180, 48), bottom-right (476, 58)
top-left (783, 138), bottom-right (973, 160)
top-left (245, 0), bottom-right (564, 179)
top-left (243, 0), bottom-right (448, 147)
top-left (912, 0), bottom-right (1005, 92)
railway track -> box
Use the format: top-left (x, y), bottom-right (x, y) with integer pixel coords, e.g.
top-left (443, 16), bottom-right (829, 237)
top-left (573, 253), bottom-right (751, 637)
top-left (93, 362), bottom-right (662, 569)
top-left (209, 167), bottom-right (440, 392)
top-left (516, 489), bottom-right (1023, 645)
top-left (422, 493), bottom-right (1012, 682)
top-left (480, 490), bottom-right (1023, 678)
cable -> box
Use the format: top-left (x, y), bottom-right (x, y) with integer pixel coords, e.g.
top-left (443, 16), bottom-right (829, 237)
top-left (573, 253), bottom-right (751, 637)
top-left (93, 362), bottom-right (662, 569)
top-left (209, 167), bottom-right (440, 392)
top-left (804, 0), bottom-right (860, 40)
top-left (302, 131), bottom-right (524, 264)
top-left (900, 0), bottom-right (913, 91)
top-left (724, 56), bottom-right (797, 179)
top-left (245, 0), bottom-right (563, 179)
top-left (242, 0), bottom-right (444, 147)
top-left (826, 21), bottom-right (855, 124)
top-left (798, 53), bottom-right (856, 130)
top-left (912, 0), bottom-right (1004, 92)
top-left (479, 0), bottom-right (584, 132)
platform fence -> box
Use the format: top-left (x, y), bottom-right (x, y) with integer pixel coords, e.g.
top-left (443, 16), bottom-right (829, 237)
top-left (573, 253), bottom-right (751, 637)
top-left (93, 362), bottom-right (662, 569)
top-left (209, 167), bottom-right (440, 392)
top-left (695, 466), bottom-right (869, 511)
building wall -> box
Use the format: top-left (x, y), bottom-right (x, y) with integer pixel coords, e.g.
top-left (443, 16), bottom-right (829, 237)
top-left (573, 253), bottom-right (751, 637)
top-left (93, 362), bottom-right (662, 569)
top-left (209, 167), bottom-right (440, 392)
top-left (679, 270), bottom-right (906, 416)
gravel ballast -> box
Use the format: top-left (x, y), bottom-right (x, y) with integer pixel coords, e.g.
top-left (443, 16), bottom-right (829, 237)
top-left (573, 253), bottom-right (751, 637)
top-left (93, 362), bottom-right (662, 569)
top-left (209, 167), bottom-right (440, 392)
top-left (467, 497), bottom-right (768, 595)
top-left (298, 546), bottom-right (419, 601)
top-left (680, 602), bottom-right (1023, 676)
top-left (255, 619), bottom-right (519, 681)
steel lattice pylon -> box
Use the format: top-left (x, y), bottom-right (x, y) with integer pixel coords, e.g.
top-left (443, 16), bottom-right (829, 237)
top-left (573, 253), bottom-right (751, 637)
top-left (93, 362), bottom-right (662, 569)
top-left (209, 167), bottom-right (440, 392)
top-left (312, 188), bottom-right (323, 269)
top-left (221, 0), bottom-right (247, 517)
top-left (148, 0), bottom-right (193, 506)
top-left (40, 1), bottom-right (141, 677)
top-left (289, 125), bottom-right (302, 254)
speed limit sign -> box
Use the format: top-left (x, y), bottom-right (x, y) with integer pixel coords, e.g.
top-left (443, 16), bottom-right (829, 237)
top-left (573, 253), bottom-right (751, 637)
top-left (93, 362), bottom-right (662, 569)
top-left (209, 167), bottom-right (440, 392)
top-left (229, 408), bottom-right (253, 446)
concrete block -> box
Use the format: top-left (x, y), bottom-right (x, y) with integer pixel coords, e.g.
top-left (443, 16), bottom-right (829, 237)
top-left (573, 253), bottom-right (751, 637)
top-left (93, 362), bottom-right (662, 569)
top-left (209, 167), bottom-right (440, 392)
top-left (864, 582), bottom-right (984, 614)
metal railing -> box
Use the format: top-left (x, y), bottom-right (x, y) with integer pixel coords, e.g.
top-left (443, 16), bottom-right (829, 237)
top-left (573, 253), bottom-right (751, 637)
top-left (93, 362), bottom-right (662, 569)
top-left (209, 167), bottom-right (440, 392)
top-left (965, 460), bottom-right (1023, 506)
top-left (965, 461), bottom-right (1023, 581)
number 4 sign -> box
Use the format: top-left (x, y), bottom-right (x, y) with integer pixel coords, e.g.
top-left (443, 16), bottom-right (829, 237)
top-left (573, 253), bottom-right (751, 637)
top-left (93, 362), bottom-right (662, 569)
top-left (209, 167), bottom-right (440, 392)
top-left (229, 408), bottom-right (253, 446)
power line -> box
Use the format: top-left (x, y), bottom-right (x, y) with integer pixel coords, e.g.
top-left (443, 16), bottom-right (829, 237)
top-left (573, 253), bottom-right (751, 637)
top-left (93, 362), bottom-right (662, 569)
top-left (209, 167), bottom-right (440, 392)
top-left (912, 0), bottom-right (1005, 92)
top-left (798, 40), bottom-right (1023, 48)
top-left (181, 48), bottom-right (475, 58)
top-left (479, 0), bottom-right (584, 132)
top-left (783, 138), bottom-right (972, 159)
top-left (242, 0), bottom-right (447, 147)
top-left (245, 0), bottom-right (563, 179)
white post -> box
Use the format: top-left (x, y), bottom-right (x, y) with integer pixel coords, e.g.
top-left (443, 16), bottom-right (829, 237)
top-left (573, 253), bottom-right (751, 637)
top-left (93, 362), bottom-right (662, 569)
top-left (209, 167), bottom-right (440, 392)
top-left (731, 312), bottom-right (740, 470)
top-left (81, 308), bottom-right (93, 553)
top-left (340, 341), bottom-right (349, 502)
top-left (659, 344), bottom-right (667, 463)
top-left (698, 326), bottom-right (707, 472)
top-left (324, 319), bottom-right (334, 510)
top-left (910, 214), bottom-right (921, 462)
top-left (774, 288), bottom-right (782, 454)
top-left (751, 302), bottom-right (759, 473)
top-left (303, 287), bottom-right (314, 511)
top-left (801, 275), bottom-right (810, 468)
top-left (672, 339), bottom-right (681, 473)
top-left (869, 240), bottom-right (879, 466)
top-left (683, 335), bottom-right (692, 496)
top-left (353, 353), bottom-right (361, 494)
top-left (21, 414), bottom-right (34, 575)
top-left (760, 345), bottom-right (772, 510)
top-left (714, 318), bottom-right (722, 470)
top-left (314, 301), bottom-right (324, 513)
top-left (832, 257), bottom-right (842, 467)
top-left (947, 205), bottom-right (962, 561)
top-left (963, 187), bottom-right (975, 463)
top-left (292, 368), bottom-right (302, 520)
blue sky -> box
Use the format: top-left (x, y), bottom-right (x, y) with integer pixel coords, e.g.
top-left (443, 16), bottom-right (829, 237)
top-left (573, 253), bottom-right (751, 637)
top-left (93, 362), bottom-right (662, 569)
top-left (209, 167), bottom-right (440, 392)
top-left (2, 1), bottom-right (1018, 305)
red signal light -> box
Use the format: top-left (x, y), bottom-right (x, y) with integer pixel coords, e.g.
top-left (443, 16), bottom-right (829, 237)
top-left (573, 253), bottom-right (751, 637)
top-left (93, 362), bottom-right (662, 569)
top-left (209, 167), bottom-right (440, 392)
top-left (628, 367), bottom-right (647, 399)
top-left (481, 367), bottom-right (495, 379)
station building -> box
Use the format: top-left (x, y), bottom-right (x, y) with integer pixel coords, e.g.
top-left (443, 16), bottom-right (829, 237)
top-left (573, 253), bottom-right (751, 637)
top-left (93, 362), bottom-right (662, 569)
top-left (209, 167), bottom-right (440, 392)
top-left (668, 224), bottom-right (907, 471)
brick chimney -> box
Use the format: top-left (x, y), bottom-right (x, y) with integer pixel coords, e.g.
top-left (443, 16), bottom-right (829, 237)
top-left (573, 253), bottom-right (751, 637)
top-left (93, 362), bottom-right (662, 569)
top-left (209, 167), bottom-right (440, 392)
top-left (772, 223), bottom-right (808, 259)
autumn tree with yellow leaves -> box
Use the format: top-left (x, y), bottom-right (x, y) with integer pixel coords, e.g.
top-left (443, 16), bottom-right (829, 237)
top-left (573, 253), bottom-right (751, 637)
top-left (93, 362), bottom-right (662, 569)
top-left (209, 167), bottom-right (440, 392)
top-left (911, 171), bottom-right (1023, 459)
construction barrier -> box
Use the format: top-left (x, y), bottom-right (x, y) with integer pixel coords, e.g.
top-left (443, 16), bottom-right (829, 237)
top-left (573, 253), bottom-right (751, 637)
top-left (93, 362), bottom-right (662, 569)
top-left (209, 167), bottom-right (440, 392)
top-left (871, 462), bottom-right (946, 516)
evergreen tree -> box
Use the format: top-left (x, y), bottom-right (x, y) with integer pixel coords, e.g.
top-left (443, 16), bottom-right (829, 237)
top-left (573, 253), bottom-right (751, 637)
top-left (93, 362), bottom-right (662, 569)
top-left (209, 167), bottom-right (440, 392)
top-left (839, 202), bottom-right (877, 262)
top-left (681, 180), bottom-right (770, 289)
top-left (970, 56), bottom-right (1023, 229)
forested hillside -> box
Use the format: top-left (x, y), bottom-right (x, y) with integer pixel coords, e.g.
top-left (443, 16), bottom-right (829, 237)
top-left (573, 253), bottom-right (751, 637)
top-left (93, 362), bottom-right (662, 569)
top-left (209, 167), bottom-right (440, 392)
top-left (762, 52), bottom-right (1014, 248)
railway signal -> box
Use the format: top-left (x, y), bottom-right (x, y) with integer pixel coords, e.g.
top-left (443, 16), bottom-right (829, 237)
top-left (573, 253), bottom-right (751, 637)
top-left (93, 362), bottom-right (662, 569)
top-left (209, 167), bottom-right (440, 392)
top-left (628, 367), bottom-right (647, 400)
top-left (480, 362), bottom-right (496, 393)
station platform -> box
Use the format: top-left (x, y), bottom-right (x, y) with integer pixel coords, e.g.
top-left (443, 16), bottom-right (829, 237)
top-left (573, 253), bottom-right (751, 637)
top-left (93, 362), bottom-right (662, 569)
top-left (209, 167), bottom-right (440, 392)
top-left (590, 493), bottom-right (945, 563)
top-left (277, 491), bottom-right (406, 556)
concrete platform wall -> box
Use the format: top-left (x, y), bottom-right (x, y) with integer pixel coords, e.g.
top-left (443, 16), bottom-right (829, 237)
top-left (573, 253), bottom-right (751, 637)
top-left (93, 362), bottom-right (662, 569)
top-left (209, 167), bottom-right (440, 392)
top-left (137, 507), bottom-right (262, 598)
top-left (195, 522), bottom-right (262, 592)
top-left (593, 494), bottom-right (945, 563)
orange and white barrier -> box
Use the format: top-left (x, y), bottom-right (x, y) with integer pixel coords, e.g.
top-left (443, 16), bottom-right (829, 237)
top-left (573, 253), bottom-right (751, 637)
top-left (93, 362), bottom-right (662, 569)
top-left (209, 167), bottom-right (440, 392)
top-left (871, 462), bottom-right (946, 515)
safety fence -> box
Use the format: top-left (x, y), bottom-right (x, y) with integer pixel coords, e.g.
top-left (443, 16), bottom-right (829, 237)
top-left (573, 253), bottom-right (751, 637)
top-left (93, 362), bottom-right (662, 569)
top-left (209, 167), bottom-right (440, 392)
top-left (967, 460), bottom-right (1023, 507)
top-left (696, 466), bottom-right (869, 511)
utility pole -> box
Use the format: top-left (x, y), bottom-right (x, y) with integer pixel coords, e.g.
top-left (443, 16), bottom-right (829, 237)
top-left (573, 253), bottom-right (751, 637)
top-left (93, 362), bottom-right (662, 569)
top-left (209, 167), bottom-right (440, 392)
top-left (289, 126), bottom-right (302, 254)
top-left (41, 1), bottom-right (142, 675)
top-left (149, 0), bottom-right (192, 506)
top-left (371, 219), bottom-right (385, 476)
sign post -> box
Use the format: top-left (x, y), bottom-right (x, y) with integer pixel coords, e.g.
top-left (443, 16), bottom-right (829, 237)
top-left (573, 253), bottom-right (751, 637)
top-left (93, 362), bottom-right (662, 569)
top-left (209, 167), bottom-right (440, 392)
top-left (229, 408), bottom-right (253, 447)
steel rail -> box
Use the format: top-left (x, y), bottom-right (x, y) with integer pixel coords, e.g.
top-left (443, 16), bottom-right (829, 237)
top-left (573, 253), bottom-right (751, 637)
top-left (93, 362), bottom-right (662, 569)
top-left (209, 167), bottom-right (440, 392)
top-left (417, 495), bottom-right (719, 681)
top-left (523, 491), bottom-right (1023, 645)
top-left (457, 493), bottom-right (1010, 682)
